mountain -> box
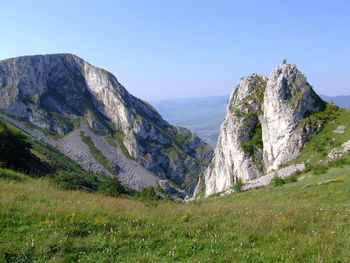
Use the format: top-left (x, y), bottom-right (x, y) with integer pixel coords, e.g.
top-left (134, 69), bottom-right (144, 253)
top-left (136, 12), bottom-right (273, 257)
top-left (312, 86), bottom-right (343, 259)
top-left (0, 54), bottom-right (213, 196)
top-left (151, 95), bottom-right (349, 147)
top-left (195, 64), bottom-right (338, 197)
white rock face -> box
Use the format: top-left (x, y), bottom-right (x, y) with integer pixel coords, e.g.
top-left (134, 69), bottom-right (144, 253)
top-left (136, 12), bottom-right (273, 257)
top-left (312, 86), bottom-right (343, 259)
top-left (198, 75), bottom-right (267, 197)
top-left (262, 64), bottom-right (323, 171)
top-left (196, 64), bottom-right (325, 197)
top-left (0, 54), bottom-right (213, 195)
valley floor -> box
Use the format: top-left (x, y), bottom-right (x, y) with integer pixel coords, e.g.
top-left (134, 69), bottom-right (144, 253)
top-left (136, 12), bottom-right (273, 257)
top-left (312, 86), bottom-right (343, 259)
top-left (1, 165), bottom-right (350, 263)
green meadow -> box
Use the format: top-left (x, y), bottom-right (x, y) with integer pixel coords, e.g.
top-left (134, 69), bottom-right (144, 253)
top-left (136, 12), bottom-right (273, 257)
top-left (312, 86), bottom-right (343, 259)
top-left (1, 163), bottom-right (350, 263)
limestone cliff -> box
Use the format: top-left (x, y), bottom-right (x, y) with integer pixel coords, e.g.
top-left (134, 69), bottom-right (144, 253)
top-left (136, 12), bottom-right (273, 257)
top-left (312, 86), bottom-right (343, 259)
top-left (196, 64), bottom-right (325, 197)
top-left (262, 64), bottom-right (324, 171)
top-left (0, 54), bottom-right (213, 195)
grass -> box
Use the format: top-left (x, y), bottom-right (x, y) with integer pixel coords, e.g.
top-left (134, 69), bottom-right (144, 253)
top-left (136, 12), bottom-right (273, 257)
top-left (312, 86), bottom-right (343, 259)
top-left (113, 131), bottom-right (133, 160)
top-left (290, 107), bottom-right (350, 168)
top-left (0, 168), bottom-right (27, 182)
top-left (1, 164), bottom-right (350, 262)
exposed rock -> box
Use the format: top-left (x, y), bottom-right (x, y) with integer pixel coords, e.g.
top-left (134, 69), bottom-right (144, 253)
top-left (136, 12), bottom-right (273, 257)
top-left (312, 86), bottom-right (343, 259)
top-left (262, 64), bottom-right (325, 171)
top-left (328, 140), bottom-right (350, 160)
top-left (333, 125), bottom-right (346, 134)
top-left (201, 74), bottom-right (267, 196)
top-left (219, 163), bottom-right (305, 197)
top-left (196, 64), bottom-right (325, 197)
top-left (0, 54), bottom-right (213, 195)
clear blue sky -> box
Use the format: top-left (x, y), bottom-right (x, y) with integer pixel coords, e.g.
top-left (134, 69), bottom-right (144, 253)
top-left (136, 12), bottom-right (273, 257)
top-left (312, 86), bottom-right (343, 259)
top-left (1, 0), bottom-right (349, 100)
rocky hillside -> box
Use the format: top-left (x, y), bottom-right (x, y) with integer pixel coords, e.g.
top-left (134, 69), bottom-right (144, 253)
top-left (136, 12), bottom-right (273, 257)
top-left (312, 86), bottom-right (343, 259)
top-left (196, 64), bottom-right (326, 197)
top-left (0, 54), bottom-right (213, 196)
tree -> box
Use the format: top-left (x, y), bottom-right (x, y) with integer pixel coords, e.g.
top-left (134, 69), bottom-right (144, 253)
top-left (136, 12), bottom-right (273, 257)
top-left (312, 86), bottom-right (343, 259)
top-left (0, 119), bottom-right (32, 169)
top-left (282, 59), bottom-right (287, 64)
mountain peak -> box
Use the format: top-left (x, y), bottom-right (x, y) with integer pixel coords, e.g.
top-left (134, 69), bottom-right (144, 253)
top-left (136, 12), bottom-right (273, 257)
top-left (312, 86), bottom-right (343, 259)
top-left (196, 64), bottom-right (326, 197)
top-left (0, 54), bottom-right (213, 196)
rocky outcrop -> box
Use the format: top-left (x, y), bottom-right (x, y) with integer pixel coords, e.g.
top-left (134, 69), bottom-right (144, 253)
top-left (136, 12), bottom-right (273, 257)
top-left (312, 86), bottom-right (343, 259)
top-left (197, 64), bottom-right (325, 197)
top-left (328, 140), bottom-right (350, 160)
top-left (197, 74), bottom-right (267, 196)
top-left (0, 54), bottom-right (213, 195)
top-left (219, 163), bottom-right (305, 197)
top-left (262, 64), bottom-right (325, 171)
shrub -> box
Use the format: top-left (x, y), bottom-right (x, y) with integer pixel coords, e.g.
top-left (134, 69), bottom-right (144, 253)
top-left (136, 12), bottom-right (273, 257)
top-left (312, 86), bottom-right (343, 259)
top-left (98, 177), bottom-right (126, 197)
top-left (0, 119), bottom-right (32, 169)
top-left (52, 171), bottom-right (95, 191)
top-left (233, 178), bottom-right (244, 192)
top-left (272, 176), bottom-right (285, 186)
top-left (136, 187), bottom-right (160, 201)
top-left (312, 165), bottom-right (328, 175)
top-left (233, 108), bottom-right (243, 117)
top-left (284, 170), bottom-right (302, 184)
top-left (285, 175), bottom-right (298, 184)
top-left (241, 122), bottom-right (263, 156)
top-left (329, 157), bottom-right (349, 168)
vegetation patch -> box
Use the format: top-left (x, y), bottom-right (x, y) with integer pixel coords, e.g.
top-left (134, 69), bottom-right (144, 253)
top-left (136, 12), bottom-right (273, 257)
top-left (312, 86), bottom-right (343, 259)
top-left (0, 168), bottom-right (28, 182)
top-left (98, 177), bottom-right (127, 197)
top-left (0, 119), bottom-right (32, 169)
top-left (241, 122), bottom-right (263, 156)
top-left (272, 176), bottom-right (285, 186)
top-left (135, 186), bottom-right (161, 202)
top-left (1, 162), bottom-right (350, 261)
top-left (233, 178), bottom-right (244, 192)
top-left (114, 131), bottom-right (133, 159)
top-left (80, 131), bottom-right (116, 174)
top-left (290, 107), bottom-right (350, 168)
top-left (51, 170), bottom-right (97, 191)
top-left (301, 103), bottom-right (339, 133)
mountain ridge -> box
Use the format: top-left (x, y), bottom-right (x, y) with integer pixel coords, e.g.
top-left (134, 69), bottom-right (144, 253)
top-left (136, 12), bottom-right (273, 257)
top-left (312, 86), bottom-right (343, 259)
top-left (0, 53), bottom-right (213, 196)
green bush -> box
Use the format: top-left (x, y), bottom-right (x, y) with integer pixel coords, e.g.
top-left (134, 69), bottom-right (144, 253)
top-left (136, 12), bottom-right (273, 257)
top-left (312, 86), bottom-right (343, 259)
top-left (233, 108), bottom-right (243, 117)
top-left (312, 165), bottom-right (328, 175)
top-left (0, 119), bottom-right (32, 169)
top-left (98, 177), bottom-right (126, 197)
top-left (52, 171), bottom-right (95, 191)
top-left (241, 122), bottom-right (263, 156)
top-left (285, 175), bottom-right (298, 184)
top-left (136, 187), bottom-right (160, 201)
top-left (272, 176), bottom-right (285, 186)
top-left (233, 178), bottom-right (244, 192)
top-left (329, 157), bottom-right (350, 168)
top-left (304, 164), bottom-right (328, 175)
top-left (284, 170), bottom-right (302, 184)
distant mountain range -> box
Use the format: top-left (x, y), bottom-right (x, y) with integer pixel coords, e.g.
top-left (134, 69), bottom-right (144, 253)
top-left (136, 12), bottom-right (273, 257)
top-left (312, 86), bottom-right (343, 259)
top-left (320, 95), bottom-right (350, 109)
top-left (151, 94), bottom-right (350, 146)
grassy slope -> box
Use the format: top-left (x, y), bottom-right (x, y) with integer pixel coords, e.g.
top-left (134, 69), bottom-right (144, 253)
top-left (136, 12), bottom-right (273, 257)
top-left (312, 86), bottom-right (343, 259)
top-left (291, 107), bottom-right (350, 166)
top-left (1, 164), bottom-right (350, 263)
top-left (1, 106), bottom-right (350, 262)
